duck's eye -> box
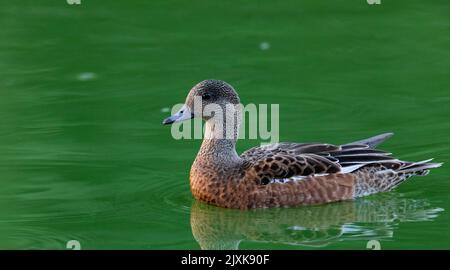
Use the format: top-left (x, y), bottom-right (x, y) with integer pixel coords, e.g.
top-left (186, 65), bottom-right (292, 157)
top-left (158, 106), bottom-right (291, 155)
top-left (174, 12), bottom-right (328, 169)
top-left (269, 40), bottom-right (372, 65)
top-left (202, 94), bottom-right (211, 100)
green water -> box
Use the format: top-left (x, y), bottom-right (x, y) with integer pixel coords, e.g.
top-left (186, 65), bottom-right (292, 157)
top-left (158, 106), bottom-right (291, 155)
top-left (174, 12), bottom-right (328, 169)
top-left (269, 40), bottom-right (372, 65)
top-left (0, 0), bottom-right (449, 250)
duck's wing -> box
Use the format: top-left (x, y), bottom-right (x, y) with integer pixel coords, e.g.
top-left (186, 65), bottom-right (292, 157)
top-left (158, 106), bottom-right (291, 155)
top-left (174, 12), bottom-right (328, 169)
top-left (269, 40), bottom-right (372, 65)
top-left (241, 143), bottom-right (343, 184)
top-left (240, 133), bottom-right (398, 184)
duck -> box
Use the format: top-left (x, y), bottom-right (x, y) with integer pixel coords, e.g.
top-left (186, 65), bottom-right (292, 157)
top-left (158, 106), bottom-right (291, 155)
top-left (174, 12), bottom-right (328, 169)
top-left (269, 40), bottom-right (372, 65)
top-left (163, 79), bottom-right (442, 209)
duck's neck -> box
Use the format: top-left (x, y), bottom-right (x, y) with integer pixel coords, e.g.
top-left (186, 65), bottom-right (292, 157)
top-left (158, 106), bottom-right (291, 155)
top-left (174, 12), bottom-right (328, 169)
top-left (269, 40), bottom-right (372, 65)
top-left (195, 108), bottom-right (242, 167)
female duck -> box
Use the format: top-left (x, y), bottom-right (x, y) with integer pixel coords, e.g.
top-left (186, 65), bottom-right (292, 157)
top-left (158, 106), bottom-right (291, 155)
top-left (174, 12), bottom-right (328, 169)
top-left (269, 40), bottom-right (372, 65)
top-left (163, 80), bottom-right (441, 209)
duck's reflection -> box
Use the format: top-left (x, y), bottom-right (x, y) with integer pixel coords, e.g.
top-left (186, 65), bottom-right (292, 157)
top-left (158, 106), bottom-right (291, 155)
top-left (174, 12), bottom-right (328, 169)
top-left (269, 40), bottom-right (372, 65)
top-left (190, 193), bottom-right (443, 249)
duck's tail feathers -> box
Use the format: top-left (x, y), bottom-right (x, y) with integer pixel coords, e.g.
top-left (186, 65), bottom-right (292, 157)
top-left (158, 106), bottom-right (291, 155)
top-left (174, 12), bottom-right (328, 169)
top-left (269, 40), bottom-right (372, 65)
top-left (353, 159), bottom-right (442, 198)
top-left (345, 132), bottom-right (394, 149)
top-left (397, 159), bottom-right (443, 175)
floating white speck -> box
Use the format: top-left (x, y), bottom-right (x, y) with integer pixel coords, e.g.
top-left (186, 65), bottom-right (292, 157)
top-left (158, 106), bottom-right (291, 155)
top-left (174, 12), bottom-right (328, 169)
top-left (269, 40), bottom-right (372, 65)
top-left (77, 72), bottom-right (97, 81)
top-left (287, 226), bottom-right (308, 231)
top-left (259, 41), bottom-right (270, 51)
top-left (160, 107), bottom-right (171, 113)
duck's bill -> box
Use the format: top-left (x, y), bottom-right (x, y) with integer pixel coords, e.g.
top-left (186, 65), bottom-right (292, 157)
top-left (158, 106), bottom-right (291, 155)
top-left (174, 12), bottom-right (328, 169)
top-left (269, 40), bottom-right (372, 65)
top-left (162, 105), bottom-right (194, 125)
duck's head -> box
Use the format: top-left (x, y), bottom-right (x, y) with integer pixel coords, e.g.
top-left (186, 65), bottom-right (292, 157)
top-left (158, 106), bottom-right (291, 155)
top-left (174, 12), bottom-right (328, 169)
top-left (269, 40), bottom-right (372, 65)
top-left (162, 79), bottom-right (240, 125)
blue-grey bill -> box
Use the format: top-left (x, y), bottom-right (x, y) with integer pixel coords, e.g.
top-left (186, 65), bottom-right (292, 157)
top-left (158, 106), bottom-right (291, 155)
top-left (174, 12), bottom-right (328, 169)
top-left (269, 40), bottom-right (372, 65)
top-left (162, 105), bottom-right (193, 125)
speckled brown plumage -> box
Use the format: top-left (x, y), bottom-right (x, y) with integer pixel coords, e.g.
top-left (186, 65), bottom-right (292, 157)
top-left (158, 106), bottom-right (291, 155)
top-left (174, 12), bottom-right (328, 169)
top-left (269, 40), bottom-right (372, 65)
top-left (163, 79), bottom-right (442, 209)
